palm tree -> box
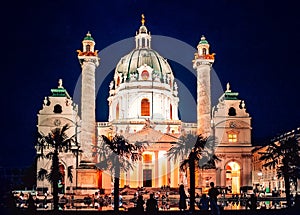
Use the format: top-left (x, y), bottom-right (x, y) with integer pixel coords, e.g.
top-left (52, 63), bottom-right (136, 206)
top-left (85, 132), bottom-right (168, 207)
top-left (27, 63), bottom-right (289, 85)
top-left (93, 134), bottom-right (148, 212)
top-left (35, 124), bottom-right (78, 211)
top-left (167, 134), bottom-right (220, 211)
top-left (259, 134), bottom-right (300, 208)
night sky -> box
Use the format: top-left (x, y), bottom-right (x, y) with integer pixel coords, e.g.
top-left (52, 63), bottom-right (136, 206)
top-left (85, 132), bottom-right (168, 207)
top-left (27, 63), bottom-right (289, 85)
top-left (1, 0), bottom-right (299, 168)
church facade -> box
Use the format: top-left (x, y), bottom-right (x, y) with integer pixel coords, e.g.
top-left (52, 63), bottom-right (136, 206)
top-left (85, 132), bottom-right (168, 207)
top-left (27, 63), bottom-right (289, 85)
top-left (36, 17), bottom-right (253, 195)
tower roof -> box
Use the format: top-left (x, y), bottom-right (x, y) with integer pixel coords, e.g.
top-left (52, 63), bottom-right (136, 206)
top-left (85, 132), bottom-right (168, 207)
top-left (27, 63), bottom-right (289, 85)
top-left (199, 35), bottom-right (208, 44)
top-left (224, 91), bottom-right (239, 100)
top-left (83, 31), bottom-right (94, 41)
top-left (223, 83), bottom-right (239, 100)
top-left (50, 79), bottom-right (71, 98)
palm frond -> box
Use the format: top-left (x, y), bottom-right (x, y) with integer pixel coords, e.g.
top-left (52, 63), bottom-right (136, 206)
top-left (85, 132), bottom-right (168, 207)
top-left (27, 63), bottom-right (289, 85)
top-left (180, 159), bottom-right (189, 171)
top-left (172, 134), bottom-right (220, 170)
top-left (36, 153), bottom-right (46, 161)
top-left (260, 135), bottom-right (300, 182)
top-left (60, 124), bottom-right (70, 134)
top-left (37, 168), bottom-right (48, 181)
top-left (96, 160), bottom-right (111, 170)
top-left (45, 151), bottom-right (54, 160)
top-left (47, 168), bottom-right (63, 184)
top-left (167, 134), bottom-right (198, 161)
top-left (95, 134), bottom-right (148, 173)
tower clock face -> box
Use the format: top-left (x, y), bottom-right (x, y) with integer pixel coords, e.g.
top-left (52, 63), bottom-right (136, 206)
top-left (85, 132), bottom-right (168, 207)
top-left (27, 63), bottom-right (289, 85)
top-left (230, 122), bottom-right (236, 128)
top-left (141, 70), bottom-right (149, 80)
top-left (54, 119), bottom-right (61, 126)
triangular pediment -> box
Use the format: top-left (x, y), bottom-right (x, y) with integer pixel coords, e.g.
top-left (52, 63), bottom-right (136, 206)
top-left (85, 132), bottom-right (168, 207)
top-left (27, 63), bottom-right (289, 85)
top-left (158, 133), bottom-right (180, 142)
top-left (215, 119), bottom-right (251, 129)
top-left (125, 127), bottom-right (165, 143)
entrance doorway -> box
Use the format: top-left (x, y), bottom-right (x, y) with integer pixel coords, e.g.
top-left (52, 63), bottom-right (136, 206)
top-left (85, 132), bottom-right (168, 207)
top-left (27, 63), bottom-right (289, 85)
top-left (143, 169), bottom-right (152, 187)
top-left (225, 161), bottom-right (240, 194)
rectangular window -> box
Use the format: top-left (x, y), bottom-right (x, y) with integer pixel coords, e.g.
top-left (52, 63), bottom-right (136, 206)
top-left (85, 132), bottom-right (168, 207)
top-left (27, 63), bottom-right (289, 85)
top-left (228, 133), bottom-right (237, 142)
top-left (141, 99), bottom-right (150, 116)
top-left (143, 154), bottom-right (152, 163)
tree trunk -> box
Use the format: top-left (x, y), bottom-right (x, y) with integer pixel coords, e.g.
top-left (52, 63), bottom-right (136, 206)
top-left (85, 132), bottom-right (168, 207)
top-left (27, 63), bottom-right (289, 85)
top-left (189, 158), bottom-right (195, 211)
top-left (284, 174), bottom-right (292, 207)
top-left (52, 151), bottom-right (59, 211)
top-left (114, 160), bottom-right (120, 212)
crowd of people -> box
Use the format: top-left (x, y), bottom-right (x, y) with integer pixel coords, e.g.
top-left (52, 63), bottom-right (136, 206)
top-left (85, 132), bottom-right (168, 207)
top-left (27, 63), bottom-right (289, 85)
top-left (9, 183), bottom-right (300, 213)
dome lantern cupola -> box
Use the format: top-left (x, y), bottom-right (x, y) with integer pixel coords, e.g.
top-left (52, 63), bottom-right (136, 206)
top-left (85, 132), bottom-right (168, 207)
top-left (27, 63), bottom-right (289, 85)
top-left (135, 14), bottom-right (151, 49)
top-left (197, 35), bottom-right (210, 56)
top-left (193, 35), bottom-right (215, 65)
top-left (77, 31), bottom-right (99, 58)
top-left (82, 31), bottom-right (95, 52)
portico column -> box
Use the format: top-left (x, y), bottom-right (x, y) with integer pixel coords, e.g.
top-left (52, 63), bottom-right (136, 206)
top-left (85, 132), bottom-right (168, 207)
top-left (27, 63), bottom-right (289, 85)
top-left (155, 151), bottom-right (159, 187)
top-left (167, 157), bottom-right (171, 186)
top-left (126, 170), bottom-right (130, 186)
top-left (216, 168), bottom-right (221, 186)
top-left (138, 160), bottom-right (142, 187)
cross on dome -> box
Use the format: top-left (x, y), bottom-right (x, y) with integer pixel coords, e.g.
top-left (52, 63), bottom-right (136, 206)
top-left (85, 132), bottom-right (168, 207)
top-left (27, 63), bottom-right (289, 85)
top-left (141, 14), bottom-right (145, 26)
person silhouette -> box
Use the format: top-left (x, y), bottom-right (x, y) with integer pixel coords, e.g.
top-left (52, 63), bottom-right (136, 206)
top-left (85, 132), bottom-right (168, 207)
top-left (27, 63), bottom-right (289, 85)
top-left (136, 194), bottom-right (145, 212)
top-left (208, 182), bottom-right (220, 215)
top-left (27, 193), bottom-right (36, 213)
top-left (178, 184), bottom-right (187, 211)
top-left (246, 193), bottom-right (257, 210)
top-left (146, 193), bottom-right (158, 214)
top-left (199, 194), bottom-right (209, 211)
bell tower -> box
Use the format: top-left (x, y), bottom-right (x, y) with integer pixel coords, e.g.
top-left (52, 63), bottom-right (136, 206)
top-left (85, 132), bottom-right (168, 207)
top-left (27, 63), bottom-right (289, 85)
top-left (77, 32), bottom-right (100, 163)
top-left (193, 35), bottom-right (215, 136)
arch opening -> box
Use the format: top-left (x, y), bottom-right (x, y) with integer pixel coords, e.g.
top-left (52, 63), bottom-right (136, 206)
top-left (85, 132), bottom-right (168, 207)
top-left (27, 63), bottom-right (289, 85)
top-left (225, 161), bottom-right (240, 194)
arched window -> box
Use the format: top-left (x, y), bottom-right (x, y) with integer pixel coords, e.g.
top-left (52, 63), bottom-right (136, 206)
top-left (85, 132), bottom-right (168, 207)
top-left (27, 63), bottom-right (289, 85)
top-left (86, 44), bottom-right (90, 52)
top-left (170, 104), bottom-right (173, 120)
top-left (141, 98), bottom-right (150, 116)
top-left (228, 107), bottom-right (236, 116)
top-left (53, 104), bottom-right (62, 113)
top-left (225, 162), bottom-right (241, 194)
top-left (116, 76), bottom-right (120, 86)
top-left (202, 48), bottom-right (207, 55)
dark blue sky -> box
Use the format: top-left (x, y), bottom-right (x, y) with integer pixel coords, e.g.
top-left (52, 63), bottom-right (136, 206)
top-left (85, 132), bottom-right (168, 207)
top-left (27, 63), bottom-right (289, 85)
top-left (1, 0), bottom-right (299, 168)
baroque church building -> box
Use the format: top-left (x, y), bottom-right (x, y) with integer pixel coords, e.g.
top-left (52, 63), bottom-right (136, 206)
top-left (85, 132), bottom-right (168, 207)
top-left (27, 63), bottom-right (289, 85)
top-left (36, 17), bottom-right (253, 195)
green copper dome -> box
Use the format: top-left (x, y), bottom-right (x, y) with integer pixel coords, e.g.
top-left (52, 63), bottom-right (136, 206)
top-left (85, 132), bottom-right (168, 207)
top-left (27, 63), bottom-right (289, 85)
top-left (83, 32), bottom-right (94, 41)
top-left (199, 35), bottom-right (208, 44)
top-left (50, 79), bottom-right (71, 98)
top-left (224, 91), bottom-right (239, 100)
top-left (199, 40), bottom-right (208, 44)
top-left (115, 48), bottom-right (173, 81)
